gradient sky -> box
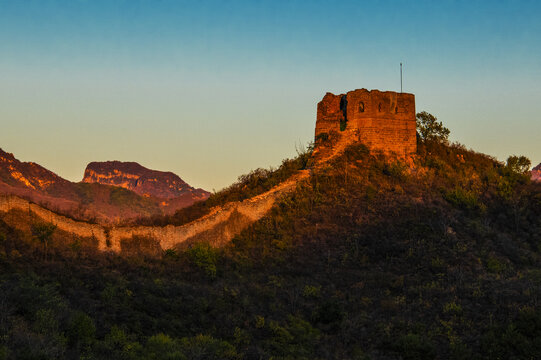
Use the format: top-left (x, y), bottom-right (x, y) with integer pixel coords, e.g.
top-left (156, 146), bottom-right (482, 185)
top-left (1, 0), bottom-right (540, 191)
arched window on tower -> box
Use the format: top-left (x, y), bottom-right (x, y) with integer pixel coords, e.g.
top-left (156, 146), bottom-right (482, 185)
top-left (358, 102), bottom-right (365, 113)
top-left (378, 103), bottom-right (382, 112)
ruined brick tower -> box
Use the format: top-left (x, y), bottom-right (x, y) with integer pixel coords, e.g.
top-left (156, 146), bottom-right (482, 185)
top-left (315, 89), bottom-right (416, 156)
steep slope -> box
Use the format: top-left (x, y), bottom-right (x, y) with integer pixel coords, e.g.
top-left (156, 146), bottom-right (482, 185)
top-left (532, 162), bottom-right (541, 181)
top-left (83, 161), bottom-right (209, 200)
top-left (221, 140), bottom-right (541, 359)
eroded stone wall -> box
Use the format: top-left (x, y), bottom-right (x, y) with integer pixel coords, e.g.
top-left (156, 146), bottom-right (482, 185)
top-left (315, 89), bottom-right (416, 156)
top-left (0, 171), bottom-right (308, 253)
top-left (0, 195), bottom-right (107, 247)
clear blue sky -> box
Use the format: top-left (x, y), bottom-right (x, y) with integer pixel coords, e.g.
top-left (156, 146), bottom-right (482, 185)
top-left (1, 0), bottom-right (540, 190)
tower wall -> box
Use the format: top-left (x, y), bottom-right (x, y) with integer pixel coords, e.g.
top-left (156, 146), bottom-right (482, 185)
top-left (315, 88), bottom-right (417, 156)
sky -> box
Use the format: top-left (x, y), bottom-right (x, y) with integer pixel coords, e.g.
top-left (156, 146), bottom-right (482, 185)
top-left (1, 0), bottom-right (540, 191)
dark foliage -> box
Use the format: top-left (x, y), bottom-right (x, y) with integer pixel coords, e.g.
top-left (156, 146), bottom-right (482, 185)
top-left (0, 139), bottom-right (540, 359)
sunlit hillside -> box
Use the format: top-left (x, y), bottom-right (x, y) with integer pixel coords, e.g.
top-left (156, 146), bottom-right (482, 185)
top-left (1, 120), bottom-right (540, 359)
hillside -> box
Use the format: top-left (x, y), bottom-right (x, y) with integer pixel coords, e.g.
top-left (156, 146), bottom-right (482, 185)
top-left (0, 136), bottom-right (540, 359)
top-left (0, 149), bottom-right (208, 223)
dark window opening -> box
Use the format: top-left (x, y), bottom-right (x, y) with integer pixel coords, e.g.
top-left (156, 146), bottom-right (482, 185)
top-left (359, 102), bottom-right (365, 113)
top-left (340, 95), bottom-right (347, 116)
top-left (339, 95), bottom-right (348, 131)
top-left (378, 103), bottom-right (382, 112)
top-left (395, 106), bottom-right (398, 114)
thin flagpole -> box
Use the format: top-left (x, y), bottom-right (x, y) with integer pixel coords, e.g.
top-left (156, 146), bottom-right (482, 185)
top-left (400, 63), bottom-right (402, 92)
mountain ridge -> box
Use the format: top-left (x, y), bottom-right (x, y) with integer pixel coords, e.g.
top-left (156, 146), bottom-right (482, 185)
top-left (0, 148), bottom-right (208, 222)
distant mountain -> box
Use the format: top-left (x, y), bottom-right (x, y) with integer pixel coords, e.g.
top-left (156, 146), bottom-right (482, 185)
top-left (0, 148), bottom-right (80, 211)
top-left (0, 149), bottom-right (71, 194)
top-left (83, 161), bottom-right (209, 200)
top-left (0, 148), bottom-right (208, 222)
top-left (532, 163), bottom-right (541, 182)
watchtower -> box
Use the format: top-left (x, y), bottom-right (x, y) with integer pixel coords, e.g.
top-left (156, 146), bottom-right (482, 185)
top-left (315, 89), bottom-right (416, 156)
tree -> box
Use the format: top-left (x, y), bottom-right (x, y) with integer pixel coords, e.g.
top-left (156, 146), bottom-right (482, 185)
top-left (31, 222), bottom-right (56, 260)
top-left (416, 111), bottom-right (450, 143)
top-left (506, 155), bottom-right (531, 175)
top-left (498, 155), bottom-right (532, 199)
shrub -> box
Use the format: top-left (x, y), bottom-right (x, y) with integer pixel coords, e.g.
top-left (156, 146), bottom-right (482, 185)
top-left (302, 285), bottom-right (321, 298)
top-left (179, 334), bottom-right (238, 360)
top-left (67, 311), bottom-right (96, 347)
top-left (393, 333), bottom-right (436, 360)
top-left (186, 243), bottom-right (219, 279)
top-left (444, 188), bottom-right (480, 211)
top-left (486, 256), bottom-right (506, 274)
top-left (101, 326), bottom-right (142, 359)
top-left (315, 132), bottom-right (329, 144)
top-left (443, 301), bottom-right (463, 316)
top-left (383, 161), bottom-right (407, 180)
top-left (144, 334), bottom-right (184, 360)
top-left (266, 316), bottom-right (320, 358)
top-left (31, 222), bottom-right (56, 259)
top-left (163, 248), bottom-right (179, 260)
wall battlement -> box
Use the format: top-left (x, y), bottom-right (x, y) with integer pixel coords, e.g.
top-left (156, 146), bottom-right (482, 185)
top-left (315, 89), bottom-right (416, 156)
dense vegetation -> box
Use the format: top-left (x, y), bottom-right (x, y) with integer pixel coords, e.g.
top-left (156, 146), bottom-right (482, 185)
top-left (1, 116), bottom-right (541, 359)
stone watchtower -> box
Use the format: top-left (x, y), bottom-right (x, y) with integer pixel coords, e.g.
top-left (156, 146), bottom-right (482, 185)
top-left (315, 89), bottom-right (416, 156)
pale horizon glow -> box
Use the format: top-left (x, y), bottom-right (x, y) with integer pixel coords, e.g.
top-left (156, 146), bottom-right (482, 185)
top-left (1, 0), bottom-right (540, 191)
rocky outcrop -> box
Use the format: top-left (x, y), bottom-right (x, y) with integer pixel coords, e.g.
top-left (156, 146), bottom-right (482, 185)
top-left (0, 149), bottom-right (71, 193)
top-left (532, 163), bottom-right (541, 182)
top-left (83, 161), bottom-right (209, 200)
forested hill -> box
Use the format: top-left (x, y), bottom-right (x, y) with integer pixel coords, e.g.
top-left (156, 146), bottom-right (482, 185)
top-left (1, 133), bottom-right (541, 359)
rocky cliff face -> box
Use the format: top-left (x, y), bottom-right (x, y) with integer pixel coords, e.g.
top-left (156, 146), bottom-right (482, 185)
top-left (0, 149), bottom-right (71, 194)
top-left (532, 163), bottom-right (541, 182)
top-left (82, 161), bottom-right (209, 200)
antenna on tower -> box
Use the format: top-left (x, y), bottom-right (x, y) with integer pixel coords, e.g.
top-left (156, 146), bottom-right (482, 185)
top-left (400, 63), bottom-right (402, 92)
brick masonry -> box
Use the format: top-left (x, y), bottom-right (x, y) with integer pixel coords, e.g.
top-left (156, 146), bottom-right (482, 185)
top-left (315, 89), bottom-right (416, 156)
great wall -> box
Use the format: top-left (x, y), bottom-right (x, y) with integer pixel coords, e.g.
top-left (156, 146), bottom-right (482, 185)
top-left (0, 171), bottom-right (309, 252)
top-left (0, 88), bottom-right (415, 253)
